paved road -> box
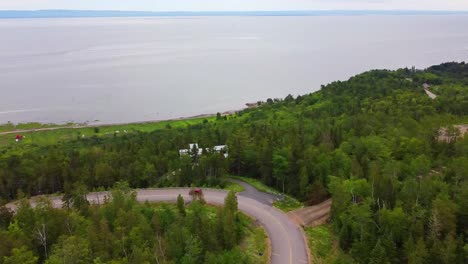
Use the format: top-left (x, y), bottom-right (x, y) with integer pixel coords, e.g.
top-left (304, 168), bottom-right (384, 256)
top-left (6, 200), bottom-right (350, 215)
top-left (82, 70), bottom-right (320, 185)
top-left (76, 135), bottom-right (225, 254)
top-left (7, 187), bottom-right (309, 264)
top-left (229, 178), bottom-right (279, 205)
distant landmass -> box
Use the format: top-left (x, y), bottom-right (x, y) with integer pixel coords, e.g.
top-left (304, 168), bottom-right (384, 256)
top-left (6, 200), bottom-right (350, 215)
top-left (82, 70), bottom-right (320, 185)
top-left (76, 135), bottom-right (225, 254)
top-left (1, 10), bottom-right (468, 18)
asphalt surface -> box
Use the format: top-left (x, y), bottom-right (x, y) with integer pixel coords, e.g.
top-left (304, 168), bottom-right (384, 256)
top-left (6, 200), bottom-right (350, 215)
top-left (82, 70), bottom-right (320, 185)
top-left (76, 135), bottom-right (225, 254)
top-left (6, 186), bottom-right (309, 264)
top-left (229, 178), bottom-right (279, 205)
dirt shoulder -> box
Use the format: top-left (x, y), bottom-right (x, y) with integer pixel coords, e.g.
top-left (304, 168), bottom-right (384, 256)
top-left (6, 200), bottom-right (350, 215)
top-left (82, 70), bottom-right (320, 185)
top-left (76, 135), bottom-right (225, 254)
top-left (287, 199), bottom-right (332, 227)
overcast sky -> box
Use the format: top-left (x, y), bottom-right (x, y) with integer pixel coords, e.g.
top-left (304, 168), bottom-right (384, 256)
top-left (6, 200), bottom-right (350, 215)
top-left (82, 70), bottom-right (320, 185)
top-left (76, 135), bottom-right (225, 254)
top-left (1, 0), bottom-right (467, 11)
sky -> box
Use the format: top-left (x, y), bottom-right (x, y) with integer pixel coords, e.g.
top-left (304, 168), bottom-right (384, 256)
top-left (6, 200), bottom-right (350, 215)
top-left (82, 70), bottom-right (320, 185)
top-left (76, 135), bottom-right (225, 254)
top-left (0, 0), bottom-right (467, 11)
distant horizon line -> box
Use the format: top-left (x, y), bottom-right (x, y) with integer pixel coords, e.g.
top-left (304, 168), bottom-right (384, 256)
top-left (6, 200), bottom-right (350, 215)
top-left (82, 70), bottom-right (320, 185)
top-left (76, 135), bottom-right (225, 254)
top-left (3, 9), bottom-right (468, 11)
top-left (1, 9), bottom-right (468, 18)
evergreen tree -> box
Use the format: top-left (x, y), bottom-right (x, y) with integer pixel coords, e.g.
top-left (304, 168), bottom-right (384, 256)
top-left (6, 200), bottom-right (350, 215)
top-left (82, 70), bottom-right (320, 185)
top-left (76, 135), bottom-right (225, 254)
top-left (369, 239), bottom-right (390, 264)
top-left (224, 191), bottom-right (238, 214)
top-left (408, 238), bottom-right (428, 264)
top-left (177, 194), bottom-right (186, 217)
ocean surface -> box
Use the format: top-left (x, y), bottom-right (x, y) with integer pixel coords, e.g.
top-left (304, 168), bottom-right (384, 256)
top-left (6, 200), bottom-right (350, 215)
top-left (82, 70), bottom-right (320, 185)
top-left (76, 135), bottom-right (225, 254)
top-left (1, 16), bottom-right (468, 124)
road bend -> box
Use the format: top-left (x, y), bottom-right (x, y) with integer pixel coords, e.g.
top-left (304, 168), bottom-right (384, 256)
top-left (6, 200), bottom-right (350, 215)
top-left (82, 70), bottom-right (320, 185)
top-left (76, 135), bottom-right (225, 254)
top-left (6, 186), bottom-right (310, 264)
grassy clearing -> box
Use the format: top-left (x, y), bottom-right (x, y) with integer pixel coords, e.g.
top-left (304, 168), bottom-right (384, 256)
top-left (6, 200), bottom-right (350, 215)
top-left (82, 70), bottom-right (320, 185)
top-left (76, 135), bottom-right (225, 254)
top-left (0, 116), bottom-right (216, 147)
top-left (305, 225), bottom-right (349, 264)
top-left (223, 181), bottom-right (245, 193)
top-left (0, 122), bottom-right (73, 133)
top-left (231, 176), bottom-right (302, 212)
top-left (194, 180), bottom-right (245, 193)
top-left (230, 176), bottom-right (279, 194)
top-left (273, 196), bottom-right (303, 212)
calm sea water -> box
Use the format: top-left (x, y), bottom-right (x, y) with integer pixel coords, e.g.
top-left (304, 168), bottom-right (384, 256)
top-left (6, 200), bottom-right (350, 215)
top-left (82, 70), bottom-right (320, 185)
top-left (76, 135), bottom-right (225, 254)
top-left (1, 16), bottom-right (468, 124)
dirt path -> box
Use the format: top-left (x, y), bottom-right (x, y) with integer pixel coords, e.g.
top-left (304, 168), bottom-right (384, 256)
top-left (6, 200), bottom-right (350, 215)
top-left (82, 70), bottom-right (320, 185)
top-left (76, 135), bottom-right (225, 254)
top-left (438, 124), bottom-right (468, 142)
top-left (287, 199), bottom-right (332, 227)
top-left (422, 83), bottom-right (437, 99)
top-left (424, 88), bottom-right (437, 99)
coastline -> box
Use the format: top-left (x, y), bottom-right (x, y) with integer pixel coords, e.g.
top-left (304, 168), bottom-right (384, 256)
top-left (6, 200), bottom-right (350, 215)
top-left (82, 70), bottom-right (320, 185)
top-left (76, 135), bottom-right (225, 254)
top-left (0, 108), bottom-right (242, 136)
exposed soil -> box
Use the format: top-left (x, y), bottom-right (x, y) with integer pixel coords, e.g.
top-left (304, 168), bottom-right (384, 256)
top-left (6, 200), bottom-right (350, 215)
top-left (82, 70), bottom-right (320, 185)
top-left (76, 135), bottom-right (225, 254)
top-left (438, 124), bottom-right (468, 142)
top-left (287, 199), bottom-right (332, 227)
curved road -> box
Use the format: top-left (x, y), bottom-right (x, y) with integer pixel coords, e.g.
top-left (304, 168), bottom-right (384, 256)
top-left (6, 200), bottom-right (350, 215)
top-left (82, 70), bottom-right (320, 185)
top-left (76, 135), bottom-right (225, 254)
top-left (229, 178), bottom-right (279, 205)
top-left (6, 185), bottom-right (309, 264)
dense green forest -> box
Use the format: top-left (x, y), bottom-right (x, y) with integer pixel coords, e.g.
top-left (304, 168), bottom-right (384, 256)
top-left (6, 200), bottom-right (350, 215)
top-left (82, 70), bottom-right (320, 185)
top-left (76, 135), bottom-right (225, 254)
top-left (1, 62), bottom-right (468, 263)
top-left (0, 185), bottom-right (261, 264)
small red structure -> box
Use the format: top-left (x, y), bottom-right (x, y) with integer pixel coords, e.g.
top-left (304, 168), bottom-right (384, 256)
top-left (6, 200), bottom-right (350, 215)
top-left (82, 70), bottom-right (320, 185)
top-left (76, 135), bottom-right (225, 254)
top-left (15, 134), bottom-right (23, 142)
top-left (189, 188), bottom-right (205, 201)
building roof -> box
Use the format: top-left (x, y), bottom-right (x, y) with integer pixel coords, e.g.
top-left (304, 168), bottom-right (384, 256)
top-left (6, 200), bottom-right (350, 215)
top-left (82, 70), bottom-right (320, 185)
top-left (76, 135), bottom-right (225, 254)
top-left (179, 143), bottom-right (228, 157)
top-left (179, 149), bottom-right (189, 155)
top-left (189, 143), bottom-right (199, 149)
top-left (213, 145), bottom-right (227, 151)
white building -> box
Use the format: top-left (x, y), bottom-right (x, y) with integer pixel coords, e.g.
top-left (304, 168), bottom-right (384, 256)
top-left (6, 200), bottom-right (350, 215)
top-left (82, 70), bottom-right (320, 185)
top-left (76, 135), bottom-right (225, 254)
top-left (179, 143), bottom-right (228, 158)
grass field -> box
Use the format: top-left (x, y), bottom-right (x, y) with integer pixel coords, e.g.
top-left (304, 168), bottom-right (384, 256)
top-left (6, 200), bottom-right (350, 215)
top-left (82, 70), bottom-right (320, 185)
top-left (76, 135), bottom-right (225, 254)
top-left (230, 176), bottom-right (303, 212)
top-left (0, 116), bottom-right (217, 147)
top-left (222, 181), bottom-right (246, 193)
top-left (231, 176), bottom-right (279, 194)
top-left (196, 181), bottom-right (245, 193)
top-left (273, 195), bottom-right (303, 212)
top-left (0, 122), bottom-right (74, 133)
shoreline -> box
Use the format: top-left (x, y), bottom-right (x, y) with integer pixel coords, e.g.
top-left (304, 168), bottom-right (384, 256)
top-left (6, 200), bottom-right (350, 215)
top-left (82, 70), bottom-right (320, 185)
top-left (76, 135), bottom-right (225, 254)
top-left (0, 109), bottom-right (241, 136)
